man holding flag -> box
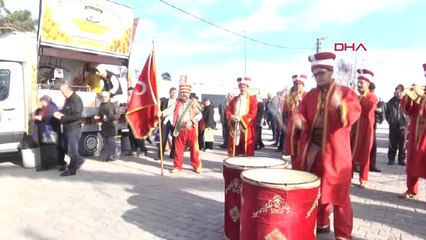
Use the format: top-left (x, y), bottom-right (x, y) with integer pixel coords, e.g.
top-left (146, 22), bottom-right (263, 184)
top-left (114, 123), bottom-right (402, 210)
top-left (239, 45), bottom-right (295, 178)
top-left (125, 49), bottom-right (159, 154)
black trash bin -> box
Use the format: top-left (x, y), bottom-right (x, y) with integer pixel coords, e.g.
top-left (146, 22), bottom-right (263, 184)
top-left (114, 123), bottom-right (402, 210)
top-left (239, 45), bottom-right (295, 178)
top-left (119, 128), bottom-right (132, 153)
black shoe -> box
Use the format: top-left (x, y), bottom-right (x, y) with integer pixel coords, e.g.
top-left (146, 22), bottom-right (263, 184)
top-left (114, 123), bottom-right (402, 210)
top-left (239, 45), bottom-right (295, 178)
top-left (36, 167), bottom-right (49, 172)
top-left (271, 142), bottom-right (278, 147)
top-left (388, 161), bottom-right (395, 165)
top-left (354, 166), bottom-right (360, 173)
top-left (398, 162), bottom-right (406, 166)
top-left (60, 171), bottom-right (76, 177)
top-left (316, 226), bottom-right (331, 234)
top-left (76, 160), bottom-right (85, 170)
top-left (370, 167), bottom-right (381, 172)
top-left (58, 164), bottom-right (67, 172)
top-left (219, 144), bottom-right (227, 149)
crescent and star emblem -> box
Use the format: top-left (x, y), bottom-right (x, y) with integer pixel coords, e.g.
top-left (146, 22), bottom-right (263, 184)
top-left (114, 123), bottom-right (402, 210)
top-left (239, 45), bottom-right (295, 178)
top-left (135, 80), bottom-right (147, 95)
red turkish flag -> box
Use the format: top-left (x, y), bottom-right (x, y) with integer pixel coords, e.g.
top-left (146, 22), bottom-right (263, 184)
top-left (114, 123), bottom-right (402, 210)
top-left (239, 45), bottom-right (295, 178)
top-left (125, 50), bottom-right (159, 139)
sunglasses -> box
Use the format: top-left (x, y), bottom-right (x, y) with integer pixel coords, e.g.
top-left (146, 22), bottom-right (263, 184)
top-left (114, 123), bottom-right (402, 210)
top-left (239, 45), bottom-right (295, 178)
top-left (312, 71), bottom-right (328, 78)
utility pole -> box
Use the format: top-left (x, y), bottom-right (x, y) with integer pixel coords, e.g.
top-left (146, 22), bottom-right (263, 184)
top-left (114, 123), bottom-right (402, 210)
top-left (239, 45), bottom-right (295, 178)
top-left (316, 36), bottom-right (327, 53)
top-left (244, 30), bottom-right (247, 77)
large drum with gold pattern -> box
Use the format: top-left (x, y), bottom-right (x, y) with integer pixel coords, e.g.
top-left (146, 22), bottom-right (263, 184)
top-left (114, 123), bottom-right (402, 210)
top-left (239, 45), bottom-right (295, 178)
top-left (223, 157), bottom-right (289, 240)
top-left (240, 168), bottom-right (320, 240)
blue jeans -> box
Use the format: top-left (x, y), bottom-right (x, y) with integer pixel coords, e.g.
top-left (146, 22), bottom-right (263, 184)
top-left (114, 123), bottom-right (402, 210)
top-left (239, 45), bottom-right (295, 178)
top-left (62, 128), bottom-right (84, 173)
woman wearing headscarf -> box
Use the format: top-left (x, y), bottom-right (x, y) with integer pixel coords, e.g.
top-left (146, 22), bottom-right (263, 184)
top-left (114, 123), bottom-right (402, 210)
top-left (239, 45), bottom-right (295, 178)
top-left (32, 95), bottom-right (66, 171)
top-left (202, 98), bottom-right (215, 151)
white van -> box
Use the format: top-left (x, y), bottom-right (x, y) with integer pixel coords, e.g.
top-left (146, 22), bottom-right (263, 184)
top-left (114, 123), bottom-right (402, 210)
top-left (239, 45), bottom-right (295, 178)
top-left (0, 32), bottom-right (34, 154)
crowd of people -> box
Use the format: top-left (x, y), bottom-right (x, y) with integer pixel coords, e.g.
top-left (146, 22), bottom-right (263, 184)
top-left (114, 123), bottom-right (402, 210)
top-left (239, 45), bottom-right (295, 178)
top-left (29, 53), bottom-right (426, 239)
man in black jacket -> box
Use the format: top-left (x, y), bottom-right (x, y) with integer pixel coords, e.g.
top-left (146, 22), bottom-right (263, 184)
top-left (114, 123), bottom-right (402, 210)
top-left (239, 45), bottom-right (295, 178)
top-left (99, 68), bottom-right (122, 97)
top-left (54, 83), bottom-right (85, 176)
top-left (385, 84), bottom-right (408, 165)
top-left (127, 87), bottom-right (147, 157)
top-left (255, 96), bottom-right (265, 150)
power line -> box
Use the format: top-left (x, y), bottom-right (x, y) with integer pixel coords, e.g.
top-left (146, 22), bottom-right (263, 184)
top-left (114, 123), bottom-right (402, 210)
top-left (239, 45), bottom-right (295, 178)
top-left (157, 0), bottom-right (312, 50)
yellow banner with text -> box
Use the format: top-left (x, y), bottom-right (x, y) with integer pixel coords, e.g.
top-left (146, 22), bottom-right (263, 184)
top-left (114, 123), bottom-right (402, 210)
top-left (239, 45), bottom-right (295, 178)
top-left (40, 0), bottom-right (134, 57)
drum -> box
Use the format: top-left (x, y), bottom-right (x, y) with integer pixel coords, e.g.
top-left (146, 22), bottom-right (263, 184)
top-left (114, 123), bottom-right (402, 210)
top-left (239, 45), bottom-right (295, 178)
top-left (240, 169), bottom-right (320, 240)
top-left (223, 157), bottom-right (288, 240)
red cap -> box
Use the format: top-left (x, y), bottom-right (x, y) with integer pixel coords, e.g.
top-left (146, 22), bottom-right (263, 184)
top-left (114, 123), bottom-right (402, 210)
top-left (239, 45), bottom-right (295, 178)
top-left (179, 75), bottom-right (192, 93)
top-left (237, 76), bottom-right (251, 87)
top-left (308, 52), bottom-right (336, 72)
top-left (357, 69), bottom-right (374, 82)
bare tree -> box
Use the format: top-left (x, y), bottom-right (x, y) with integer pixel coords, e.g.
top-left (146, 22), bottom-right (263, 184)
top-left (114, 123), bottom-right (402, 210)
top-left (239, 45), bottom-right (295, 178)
top-left (335, 58), bottom-right (357, 89)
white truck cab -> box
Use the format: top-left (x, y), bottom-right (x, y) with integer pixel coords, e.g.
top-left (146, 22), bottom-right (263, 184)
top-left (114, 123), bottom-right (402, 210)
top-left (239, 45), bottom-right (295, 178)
top-left (0, 32), bottom-right (34, 153)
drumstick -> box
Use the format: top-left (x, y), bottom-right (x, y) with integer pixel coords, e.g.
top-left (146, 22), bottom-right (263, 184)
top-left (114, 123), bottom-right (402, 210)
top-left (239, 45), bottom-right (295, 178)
top-left (232, 121), bottom-right (237, 156)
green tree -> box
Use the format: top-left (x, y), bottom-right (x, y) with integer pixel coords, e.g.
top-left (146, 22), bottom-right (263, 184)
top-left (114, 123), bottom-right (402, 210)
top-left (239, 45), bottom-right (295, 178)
top-left (0, 0), bottom-right (37, 35)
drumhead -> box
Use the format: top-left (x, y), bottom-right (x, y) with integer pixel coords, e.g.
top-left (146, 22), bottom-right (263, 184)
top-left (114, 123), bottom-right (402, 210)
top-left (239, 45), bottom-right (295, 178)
top-left (241, 168), bottom-right (320, 189)
top-left (224, 157), bottom-right (287, 169)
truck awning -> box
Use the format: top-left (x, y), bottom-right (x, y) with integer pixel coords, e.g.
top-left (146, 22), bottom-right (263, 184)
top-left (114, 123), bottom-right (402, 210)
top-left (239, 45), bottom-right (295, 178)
top-left (39, 46), bottom-right (128, 66)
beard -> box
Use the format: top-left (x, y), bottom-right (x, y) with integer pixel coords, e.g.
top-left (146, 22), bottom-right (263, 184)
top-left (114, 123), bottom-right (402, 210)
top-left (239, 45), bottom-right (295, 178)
top-left (357, 86), bottom-right (366, 93)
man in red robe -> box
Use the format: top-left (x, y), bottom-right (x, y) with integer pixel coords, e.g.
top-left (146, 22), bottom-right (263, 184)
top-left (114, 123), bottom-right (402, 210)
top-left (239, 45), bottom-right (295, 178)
top-left (293, 52), bottom-right (361, 240)
top-left (162, 76), bottom-right (202, 174)
top-left (351, 69), bottom-right (378, 189)
top-left (399, 63), bottom-right (426, 199)
top-left (225, 77), bottom-right (258, 156)
top-left (283, 74), bottom-right (308, 167)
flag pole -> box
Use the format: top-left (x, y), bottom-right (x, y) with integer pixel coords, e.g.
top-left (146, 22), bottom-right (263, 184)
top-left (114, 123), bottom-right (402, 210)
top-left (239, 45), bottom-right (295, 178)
top-left (152, 40), bottom-right (165, 176)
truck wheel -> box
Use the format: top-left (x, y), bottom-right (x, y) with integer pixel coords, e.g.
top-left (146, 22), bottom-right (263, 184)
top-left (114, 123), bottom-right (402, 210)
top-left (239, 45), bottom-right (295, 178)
top-left (79, 132), bottom-right (103, 157)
